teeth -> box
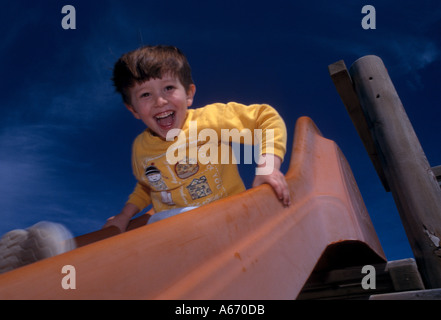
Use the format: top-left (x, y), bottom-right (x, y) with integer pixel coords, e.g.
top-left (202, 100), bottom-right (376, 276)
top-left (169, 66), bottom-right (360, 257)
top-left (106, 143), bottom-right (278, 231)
top-left (155, 111), bottom-right (174, 119)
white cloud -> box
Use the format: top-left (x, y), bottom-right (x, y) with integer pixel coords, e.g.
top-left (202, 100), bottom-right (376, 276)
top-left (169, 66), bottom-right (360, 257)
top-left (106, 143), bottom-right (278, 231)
top-left (0, 124), bottom-right (96, 234)
top-left (389, 37), bottom-right (440, 71)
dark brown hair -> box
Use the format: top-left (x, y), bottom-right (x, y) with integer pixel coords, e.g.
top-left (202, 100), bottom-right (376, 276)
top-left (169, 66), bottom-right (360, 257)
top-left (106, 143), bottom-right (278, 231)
top-left (112, 45), bottom-right (194, 104)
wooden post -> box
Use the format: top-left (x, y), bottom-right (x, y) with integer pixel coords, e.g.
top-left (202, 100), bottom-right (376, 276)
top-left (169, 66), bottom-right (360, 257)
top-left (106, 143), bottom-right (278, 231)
top-left (347, 55), bottom-right (441, 288)
top-left (328, 60), bottom-right (390, 191)
top-left (433, 166), bottom-right (441, 187)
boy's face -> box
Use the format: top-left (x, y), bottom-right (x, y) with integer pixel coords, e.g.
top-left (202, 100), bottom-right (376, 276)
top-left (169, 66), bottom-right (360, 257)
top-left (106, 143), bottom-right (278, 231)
top-left (125, 74), bottom-right (196, 139)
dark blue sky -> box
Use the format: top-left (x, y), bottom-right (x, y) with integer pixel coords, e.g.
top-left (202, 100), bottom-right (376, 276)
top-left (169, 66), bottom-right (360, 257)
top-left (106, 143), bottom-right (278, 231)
top-left (1, 0), bottom-right (440, 261)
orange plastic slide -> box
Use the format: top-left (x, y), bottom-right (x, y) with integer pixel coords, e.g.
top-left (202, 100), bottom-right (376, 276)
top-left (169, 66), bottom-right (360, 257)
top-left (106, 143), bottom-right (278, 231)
top-left (0, 117), bottom-right (385, 299)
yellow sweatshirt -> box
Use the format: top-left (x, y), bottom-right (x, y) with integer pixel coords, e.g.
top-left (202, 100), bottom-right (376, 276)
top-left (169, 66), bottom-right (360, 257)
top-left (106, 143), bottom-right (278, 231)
top-left (127, 102), bottom-right (287, 213)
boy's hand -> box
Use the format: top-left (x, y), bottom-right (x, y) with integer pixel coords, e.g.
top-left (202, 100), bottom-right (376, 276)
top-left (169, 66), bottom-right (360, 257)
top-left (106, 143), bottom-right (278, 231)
top-left (252, 154), bottom-right (291, 207)
top-left (102, 203), bottom-right (140, 232)
top-left (102, 214), bottom-right (130, 233)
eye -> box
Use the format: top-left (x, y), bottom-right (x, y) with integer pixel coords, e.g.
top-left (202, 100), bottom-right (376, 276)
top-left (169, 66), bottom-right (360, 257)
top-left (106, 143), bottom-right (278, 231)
top-left (165, 85), bottom-right (175, 92)
top-left (140, 92), bottom-right (151, 98)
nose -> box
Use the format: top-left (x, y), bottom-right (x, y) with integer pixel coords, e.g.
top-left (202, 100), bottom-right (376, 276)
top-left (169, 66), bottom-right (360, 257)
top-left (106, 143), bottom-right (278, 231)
top-left (155, 94), bottom-right (168, 107)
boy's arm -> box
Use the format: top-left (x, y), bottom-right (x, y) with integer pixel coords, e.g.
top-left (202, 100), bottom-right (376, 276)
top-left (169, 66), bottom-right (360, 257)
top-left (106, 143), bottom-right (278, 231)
top-left (102, 202), bottom-right (140, 232)
top-left (103, 182), bottom-right (150, 232)
top-left (220, 103), bottom-right (289, 207)
top-left (216, 103), bottom-right (287, 160)
top-left (252, 153), bottom-right (291, 207)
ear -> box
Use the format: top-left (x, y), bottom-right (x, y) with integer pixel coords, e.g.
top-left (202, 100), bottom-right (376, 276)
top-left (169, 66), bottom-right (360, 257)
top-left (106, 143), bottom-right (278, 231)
top-left (186, 84), bottom-right (196, 107)
top-left (125, 103), bottom-right (141, 119)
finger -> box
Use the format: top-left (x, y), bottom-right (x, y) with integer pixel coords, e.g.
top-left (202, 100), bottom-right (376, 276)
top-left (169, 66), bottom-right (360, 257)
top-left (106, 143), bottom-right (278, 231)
top-left (283, 188), bottom-right (291, 207)
top-left (280, 178), bottom-right (291, 207)
top-left (272, 179), bottom-right (285, 202)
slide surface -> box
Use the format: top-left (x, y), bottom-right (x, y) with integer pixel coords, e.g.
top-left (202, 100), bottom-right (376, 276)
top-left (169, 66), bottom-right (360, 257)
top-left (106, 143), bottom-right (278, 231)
top-left (0, 117), bottom-right (385, 299)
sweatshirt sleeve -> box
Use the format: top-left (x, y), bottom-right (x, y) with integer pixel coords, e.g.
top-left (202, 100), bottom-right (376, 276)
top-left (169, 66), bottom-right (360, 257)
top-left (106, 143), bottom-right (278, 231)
top-left (126, 181), bottom-right (152, 210)
top-left (214, 102), bottom-right (287, 162)
top-left (125, 134), bottom-right (152, 211)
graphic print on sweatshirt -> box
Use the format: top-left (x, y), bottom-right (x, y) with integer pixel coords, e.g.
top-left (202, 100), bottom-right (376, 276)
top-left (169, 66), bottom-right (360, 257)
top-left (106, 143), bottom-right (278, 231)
top-left (144, 164), bottom-right (175, 206)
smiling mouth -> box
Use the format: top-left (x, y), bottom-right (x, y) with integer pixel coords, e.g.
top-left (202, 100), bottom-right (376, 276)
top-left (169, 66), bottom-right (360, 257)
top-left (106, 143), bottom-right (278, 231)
top-left (155, 111), bottom-right (175, 128)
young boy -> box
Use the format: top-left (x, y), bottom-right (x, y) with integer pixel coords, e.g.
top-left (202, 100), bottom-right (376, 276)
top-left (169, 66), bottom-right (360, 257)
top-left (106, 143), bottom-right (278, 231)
top-left (0, 45), bottom-right (290, 273)
top-left (103, 45), bottom-right (291, 232)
